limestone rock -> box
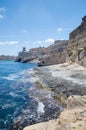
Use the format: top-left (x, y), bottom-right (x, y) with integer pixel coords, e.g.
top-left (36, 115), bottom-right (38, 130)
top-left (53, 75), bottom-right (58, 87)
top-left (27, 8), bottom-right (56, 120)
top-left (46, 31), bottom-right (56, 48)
top-left (67, 95), bottom-right (86, 109)
top-left (67, 16), bottom-right (86, 67)
top-left (23, 95), bottom-right (86, 130)
top-left (79, 50), bottom-right (86, 60)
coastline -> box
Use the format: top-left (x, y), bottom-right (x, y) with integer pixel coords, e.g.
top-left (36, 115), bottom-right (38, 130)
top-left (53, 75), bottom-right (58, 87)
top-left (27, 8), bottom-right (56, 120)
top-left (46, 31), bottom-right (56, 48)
top-left (29, 62), bottom-right (86, 98)
top-left (24, 62), bottom-right (86, 130)
top-left (24, 95), bottom-right (86, 130)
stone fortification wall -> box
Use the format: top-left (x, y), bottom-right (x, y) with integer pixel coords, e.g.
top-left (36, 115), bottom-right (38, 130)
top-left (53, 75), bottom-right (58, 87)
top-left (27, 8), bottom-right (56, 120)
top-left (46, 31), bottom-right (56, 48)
top-left (37, 40), bottom-right (68, 66)
top-left (38, 52), bottom-right (67, 66)
top-left (47, 40), bottom-right (68, 53)
top-left (16, 40), bottom-right (68, 65)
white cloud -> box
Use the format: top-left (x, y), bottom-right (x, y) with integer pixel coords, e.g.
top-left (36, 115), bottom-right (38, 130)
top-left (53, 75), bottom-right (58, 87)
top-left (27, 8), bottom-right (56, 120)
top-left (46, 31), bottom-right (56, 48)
top-left (57, 28), bottom-right (63, 32)
top-left (0, 8), bottom-right (6, 20)
top-left (0, 7), bottom-right (6, 11)
top-left (0, 41), bottom-right (20, 45)
top-left (0, 14), bottom-right (4, 19)
top-left (44, 38), bottom-right (54, 43)
top-left (33, 38), bottom-right (54, 46)
top-left (57, 27), bottom-right (73, 32)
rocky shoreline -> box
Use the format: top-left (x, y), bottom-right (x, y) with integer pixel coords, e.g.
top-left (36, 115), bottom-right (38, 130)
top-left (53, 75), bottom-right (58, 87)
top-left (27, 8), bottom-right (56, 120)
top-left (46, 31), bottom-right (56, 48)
top-left (30, 62), bottom-right (86, 97)
top-left (24, 95), bottom-right (86, 130)
top-left (11, 66), bottom-right (64, 130)
top-left (23, 62), bottom-right (86, 130)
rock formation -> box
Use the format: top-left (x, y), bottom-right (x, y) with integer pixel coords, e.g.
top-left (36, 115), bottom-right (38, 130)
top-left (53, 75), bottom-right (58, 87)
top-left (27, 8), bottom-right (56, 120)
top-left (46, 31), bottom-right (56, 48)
top-left (23, 95), bottom-right (86, 130)
top-left (67, 15), bottom-right (86, 67)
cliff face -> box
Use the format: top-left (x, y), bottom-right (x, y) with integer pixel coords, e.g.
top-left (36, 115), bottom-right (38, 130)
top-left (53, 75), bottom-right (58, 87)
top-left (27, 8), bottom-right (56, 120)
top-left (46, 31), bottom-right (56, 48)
top-left (24, 95), bottom-right (86, 130)
top-left (67, 16), bottom-right (86, 67)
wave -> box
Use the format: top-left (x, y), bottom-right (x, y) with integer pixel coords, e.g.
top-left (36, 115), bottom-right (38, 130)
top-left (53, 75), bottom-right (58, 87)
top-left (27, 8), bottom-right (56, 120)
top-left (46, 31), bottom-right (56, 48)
top-left (3, 74), bottom-right (20, 81)
top-left (37, 101), bottom-right (45, 114)
top-left (2, 103), bottom-right (16, 109)
top-left (9, 92), bottom-right (18, 97)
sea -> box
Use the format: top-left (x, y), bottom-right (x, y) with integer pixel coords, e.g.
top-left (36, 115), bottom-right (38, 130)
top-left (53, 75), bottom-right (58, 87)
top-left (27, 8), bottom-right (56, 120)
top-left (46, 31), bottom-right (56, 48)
top-left (0, 60), bottom-right (62, 130)
top-left (0, 60), bottom-right (37, 130)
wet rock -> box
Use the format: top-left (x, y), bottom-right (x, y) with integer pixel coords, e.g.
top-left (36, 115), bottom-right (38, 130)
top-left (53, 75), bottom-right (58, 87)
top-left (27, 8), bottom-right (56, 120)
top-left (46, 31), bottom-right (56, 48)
top-left (10, 84), bottom-right (63, 130)
top-left (23, 95), bottom-right (86, 130)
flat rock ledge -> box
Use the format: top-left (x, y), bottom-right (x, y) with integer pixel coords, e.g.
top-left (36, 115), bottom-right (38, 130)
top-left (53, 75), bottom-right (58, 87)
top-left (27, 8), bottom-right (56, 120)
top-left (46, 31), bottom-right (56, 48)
top-left (23, 95), bottom-right (86, 130)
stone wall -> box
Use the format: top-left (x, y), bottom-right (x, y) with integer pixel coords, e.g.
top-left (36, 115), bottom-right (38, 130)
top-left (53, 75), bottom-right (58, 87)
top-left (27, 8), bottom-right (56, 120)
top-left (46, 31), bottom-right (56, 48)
top-left (47, 40), bottom-right (68, 53)
top-left (16, 40), bottom-right (68, 65)
top-left (38, 52), bottom-right (67, 66)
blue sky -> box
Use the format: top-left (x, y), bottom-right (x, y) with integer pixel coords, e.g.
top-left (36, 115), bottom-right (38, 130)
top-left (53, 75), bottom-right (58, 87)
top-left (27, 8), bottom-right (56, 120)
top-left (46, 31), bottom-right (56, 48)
top-left (0, 0), bottom-right (86, 55)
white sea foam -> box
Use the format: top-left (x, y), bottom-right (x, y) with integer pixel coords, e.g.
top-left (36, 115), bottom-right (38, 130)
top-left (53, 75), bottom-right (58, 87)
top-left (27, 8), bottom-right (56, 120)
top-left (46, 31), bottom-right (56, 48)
top-left (3, 74), bottom-right (19, 80)
top-left (19, 76), bottom-right (38, 84)
top-left (37, 101), bottom-right (45, 114)
top-left (9, 92), bottom-right (18, 97)
top-left (14, 116), bottom-right (22, 123)
top-left (2, 103), bottom-right (16, 109)
top-left (19, 78), bottom-right (29, 83)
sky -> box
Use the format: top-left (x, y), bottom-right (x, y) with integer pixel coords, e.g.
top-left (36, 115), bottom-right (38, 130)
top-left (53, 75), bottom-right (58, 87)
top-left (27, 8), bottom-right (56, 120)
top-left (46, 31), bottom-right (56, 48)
top-left (0, 0), bottom-right (86, 56)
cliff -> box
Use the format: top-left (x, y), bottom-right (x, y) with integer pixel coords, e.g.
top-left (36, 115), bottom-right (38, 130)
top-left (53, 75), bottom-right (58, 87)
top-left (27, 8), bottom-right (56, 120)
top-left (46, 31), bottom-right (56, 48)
top-left (67, 16), bottom-right (86, 67)
top-left (24, 95), bottom-right (86, 130)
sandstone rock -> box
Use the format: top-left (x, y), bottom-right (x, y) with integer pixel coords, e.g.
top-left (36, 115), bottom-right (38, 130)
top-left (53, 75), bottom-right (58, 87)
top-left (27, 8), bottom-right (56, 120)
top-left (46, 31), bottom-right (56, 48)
top-left (67, 95), bottom-right (86, 109)
top-left (23, 95), bottom-right (86, 130)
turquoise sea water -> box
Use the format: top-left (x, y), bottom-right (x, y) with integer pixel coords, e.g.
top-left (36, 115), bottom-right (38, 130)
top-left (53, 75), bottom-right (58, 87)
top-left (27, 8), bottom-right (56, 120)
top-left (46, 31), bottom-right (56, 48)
top-left (0, 61), bottom-right (36, 130)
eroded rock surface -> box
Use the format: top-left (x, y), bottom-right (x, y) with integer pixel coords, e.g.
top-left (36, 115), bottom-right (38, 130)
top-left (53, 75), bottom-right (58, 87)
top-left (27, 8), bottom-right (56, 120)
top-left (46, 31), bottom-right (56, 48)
top-left (23, 95), bottom-right (86, 130)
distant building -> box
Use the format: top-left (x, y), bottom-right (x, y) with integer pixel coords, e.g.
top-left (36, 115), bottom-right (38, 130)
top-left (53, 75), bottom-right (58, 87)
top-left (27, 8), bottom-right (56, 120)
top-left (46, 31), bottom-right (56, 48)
top-left (22, 47), bottom-right (26, 52)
